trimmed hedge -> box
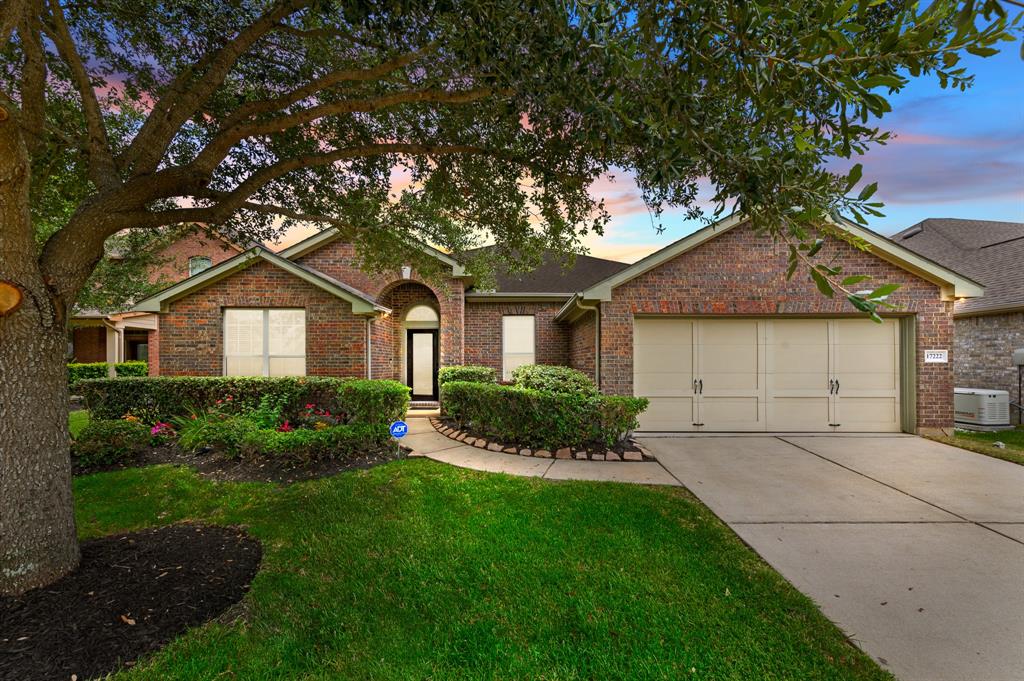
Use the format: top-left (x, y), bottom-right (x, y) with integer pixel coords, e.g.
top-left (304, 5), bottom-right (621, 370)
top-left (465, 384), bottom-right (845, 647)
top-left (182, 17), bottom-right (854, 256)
top-left (78, 376), bottom-right (409, 424)
top-left (71, 418), bottom-right (150, 467)
top-left (441, 381), bottom-right (647, 450)
top-left (437, 365), bottom-right (496, 386)
top-left (511, 364), bottom-right (597, 395)
top-left (238, 424), bottom-right (393, 463)
top-left (68, 361), bottom-right (148, 386)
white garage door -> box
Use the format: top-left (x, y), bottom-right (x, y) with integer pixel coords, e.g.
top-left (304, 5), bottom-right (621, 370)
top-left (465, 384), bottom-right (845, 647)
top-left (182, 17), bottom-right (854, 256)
top-left (634, 317), bottom-right (901, 432)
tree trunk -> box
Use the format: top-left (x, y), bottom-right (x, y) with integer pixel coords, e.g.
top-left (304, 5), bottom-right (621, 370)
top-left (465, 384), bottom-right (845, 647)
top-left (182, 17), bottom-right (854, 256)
top-left (0, 103), bottom-right (80, 596)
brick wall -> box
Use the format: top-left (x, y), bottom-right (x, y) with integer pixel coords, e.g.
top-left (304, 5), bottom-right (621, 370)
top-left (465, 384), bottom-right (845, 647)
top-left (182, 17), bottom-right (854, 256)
top-left (296, 238), bottom-right (464, 367)
top-left (370, 282), bottom-right (440, 382)
top-left (599, 223), bottom-right (955, 430)
top-left (160, 260), bottom-right (367, 377)
top-left (147, 327), bottom-right (160, 376)
top-left (464, 301), bottom-right (570, 377)
top-left (71, 326), bottom-right (106, 363)
top-left (955, 312), bottom-right (1024, 424)
top-left (569, 311), bottom-right (597, 381)
top-left (149, 231), bottom-right (240, 285)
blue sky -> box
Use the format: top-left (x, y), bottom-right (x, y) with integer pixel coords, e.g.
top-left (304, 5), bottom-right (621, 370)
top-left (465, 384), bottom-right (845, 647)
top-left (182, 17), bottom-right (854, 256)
top-left (586, 45), bottom-right (1024, 263)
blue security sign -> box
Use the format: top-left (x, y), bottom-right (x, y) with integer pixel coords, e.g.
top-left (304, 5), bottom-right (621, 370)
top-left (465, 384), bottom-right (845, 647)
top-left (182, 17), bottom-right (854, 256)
top-left (389, 420), bottom-right (409, 438)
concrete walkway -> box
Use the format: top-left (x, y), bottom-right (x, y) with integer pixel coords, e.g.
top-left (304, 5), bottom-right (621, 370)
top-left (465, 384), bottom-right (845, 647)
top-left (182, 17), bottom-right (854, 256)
top-left (402, 419), bottom-right (680, 486)
top-left (639, 434), bottom-right (1024, 681)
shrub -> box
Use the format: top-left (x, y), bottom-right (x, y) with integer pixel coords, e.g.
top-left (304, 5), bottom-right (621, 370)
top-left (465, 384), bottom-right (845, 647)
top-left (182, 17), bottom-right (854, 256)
top-left (68, 360), bottom-right (148, 387)
top-left (511, 364), bottom-right (597, 395)
top-left (337, 379), bottom-right (409, 424)
top-left (238, 424), bottom-right (393, 463)
top-left (440, 381), bottom-right (647, 450)
top-left (174, 413), bottom-right (261, 456)
top-left (78, 376), bottom-right (407, 424)
top-left (437, 365), bottom-right (497, 386)
top-left (71, 418), bottom-right (150, 467)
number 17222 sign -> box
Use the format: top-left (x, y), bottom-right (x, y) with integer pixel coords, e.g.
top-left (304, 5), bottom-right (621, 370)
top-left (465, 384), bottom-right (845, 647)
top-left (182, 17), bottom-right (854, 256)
top-left (924, 350), bottom-right (948, 364)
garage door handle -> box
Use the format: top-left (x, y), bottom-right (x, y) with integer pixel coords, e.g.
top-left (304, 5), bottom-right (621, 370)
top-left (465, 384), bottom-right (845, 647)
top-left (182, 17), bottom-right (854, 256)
top-left (698, 379), bottom-right (703, 394)
top-left (693, 379), bottom-right (698, 394)
top-left (834, 379), bottom-right (839, 395)
top-left (828, 379), bottom-right (835, 394)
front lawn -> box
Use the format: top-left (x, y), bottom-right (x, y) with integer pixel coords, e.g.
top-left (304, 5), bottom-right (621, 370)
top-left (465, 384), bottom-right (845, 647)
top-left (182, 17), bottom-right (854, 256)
top-left (928, 427), bottom-right (1024, 466)
top-left (70, 461), bottom-right (892, 680)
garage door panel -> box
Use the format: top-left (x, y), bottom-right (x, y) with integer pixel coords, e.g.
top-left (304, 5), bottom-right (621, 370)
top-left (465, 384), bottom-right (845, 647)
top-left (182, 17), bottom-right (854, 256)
top-left (638, 397), bottom-right (696, 431)
top-left (634, 347), bottom-right (691, 376)
top-left (839, 372), bottom-right (898, 392)
top-left (833, 344), bottom-right (896, 375)
top-left (702, 397), bottom-right (763, 430)
top-left (636, 370), bottom-right (692, 396)
top-left (768, 397), bottom-right (832, 431)
top-left (836, 397), bottom-right (899, 430)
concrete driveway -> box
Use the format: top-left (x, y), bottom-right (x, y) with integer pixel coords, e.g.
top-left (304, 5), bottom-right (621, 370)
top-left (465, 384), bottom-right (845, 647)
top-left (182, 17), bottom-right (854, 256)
top-left (638, 434), bottom-right (1024, 681)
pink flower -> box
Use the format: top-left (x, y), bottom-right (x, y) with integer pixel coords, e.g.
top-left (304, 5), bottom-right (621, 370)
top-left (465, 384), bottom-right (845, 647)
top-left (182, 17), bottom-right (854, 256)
top-left (305, 403), bottom-right (315, 410)
top-left (277, 420), bottom-right (293, 432)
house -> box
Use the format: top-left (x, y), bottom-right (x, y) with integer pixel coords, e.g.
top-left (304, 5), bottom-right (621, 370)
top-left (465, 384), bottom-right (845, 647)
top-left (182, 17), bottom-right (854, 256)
top-left (893, 218), bottom-right (1024, 423)
top-left (133, 214), bottom-right (983, 434)
top-left (69, 229), bottom-right (244, 374)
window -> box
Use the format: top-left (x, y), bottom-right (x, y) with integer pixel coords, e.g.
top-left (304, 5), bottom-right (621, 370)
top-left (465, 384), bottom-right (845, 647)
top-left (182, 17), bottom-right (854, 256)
top-left (502, 315), bottom-right (535, 380)
top-left (224, 308), bottom-right (306, 376)
top-left (189, 256), bottom-right (213, 276)
top-left (405, 304), bottom-right (439, 323)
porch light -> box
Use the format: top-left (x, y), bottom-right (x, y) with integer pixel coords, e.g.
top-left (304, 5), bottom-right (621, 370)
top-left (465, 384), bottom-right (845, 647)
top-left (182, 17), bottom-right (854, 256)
top-left (401, 265), bottom-right (412, 280)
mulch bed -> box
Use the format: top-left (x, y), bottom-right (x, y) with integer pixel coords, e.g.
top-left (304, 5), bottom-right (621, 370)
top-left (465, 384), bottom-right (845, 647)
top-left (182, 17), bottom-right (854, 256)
top-left (433, 417), bottom-right (652, 461)
top-left (73, 444), bottom-right (408, 484)
top-left (0, 524), bottom-right (261, 681)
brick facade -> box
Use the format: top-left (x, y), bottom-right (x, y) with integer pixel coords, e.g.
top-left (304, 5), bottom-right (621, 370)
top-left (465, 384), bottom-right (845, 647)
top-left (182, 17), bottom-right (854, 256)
top-left (569, 311), bottom-right (597, 381)
top-left (160, 260), bottom-right (368, 377)
top-left (954, 312), bottom-right (1024, 424)
top-left (148, 231), bottom-right (241, 285)
top-left (464, 301), bottom-right (570, 377)
top-left (296, 239), bottom-right (464, 368)
top-left (71, 326), bottom-right (106, 363)
top-left (370, 282), bottom-right (441, 382)
top-left (598, 223), bottom-right (955, 430)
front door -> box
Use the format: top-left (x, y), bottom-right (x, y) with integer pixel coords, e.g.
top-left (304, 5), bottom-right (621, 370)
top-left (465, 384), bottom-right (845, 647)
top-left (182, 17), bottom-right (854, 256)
top-left (407, 329), bottom-right (439, 400)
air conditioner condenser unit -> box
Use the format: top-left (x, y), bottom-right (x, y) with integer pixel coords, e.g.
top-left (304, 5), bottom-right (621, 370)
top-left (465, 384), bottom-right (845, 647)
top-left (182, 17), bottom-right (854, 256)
top-left (954, 388), bottom-right (1012, 430)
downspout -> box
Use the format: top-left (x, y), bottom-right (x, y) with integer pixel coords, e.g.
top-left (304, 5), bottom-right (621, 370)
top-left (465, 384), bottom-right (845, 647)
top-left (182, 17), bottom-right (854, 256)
top-left (573, 298), bottom-right (601, 389)
top-left (365, 317), bottom-right (372, 379)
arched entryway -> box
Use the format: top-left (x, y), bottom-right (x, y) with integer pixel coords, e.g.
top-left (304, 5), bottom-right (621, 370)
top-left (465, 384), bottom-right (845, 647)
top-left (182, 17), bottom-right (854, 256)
top-left (376, 282), bottom-right (442, 401)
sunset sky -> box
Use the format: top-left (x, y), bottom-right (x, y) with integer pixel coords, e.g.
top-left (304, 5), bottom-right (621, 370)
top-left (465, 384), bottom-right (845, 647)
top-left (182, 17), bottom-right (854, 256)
top-left (276, 46), bottom-right (1023, 264)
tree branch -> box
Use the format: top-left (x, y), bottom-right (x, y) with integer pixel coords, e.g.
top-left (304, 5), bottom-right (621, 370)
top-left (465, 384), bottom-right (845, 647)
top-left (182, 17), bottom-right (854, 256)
top-left (192, 86), bottom-right (500, 174)
top-left (218, 43), bottom-right (437, 130)
top-left (117, 0), bottom-right (312, 177)
top-left (44, 0), bottom-right (119, 187)
top-left (129, 143), bottom-right (493, 228)
top-left (0, 0), bottom-right (28, 47)
top-left (17, 9), bottom-right (45, 154)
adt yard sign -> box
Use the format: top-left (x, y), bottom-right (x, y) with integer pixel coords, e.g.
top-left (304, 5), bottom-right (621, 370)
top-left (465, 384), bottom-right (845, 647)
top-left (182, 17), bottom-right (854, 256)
top-left (389, 421), bottom-right (409, 438)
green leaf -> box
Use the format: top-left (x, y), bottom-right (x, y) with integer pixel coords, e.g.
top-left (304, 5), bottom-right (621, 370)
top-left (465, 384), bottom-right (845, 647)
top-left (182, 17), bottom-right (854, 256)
top-left (845, 163), bottom-right (863, 192)
top-left (861, 74), bottom-right (904, 90)
top-left (810, 268), bottom-right (835, 298)
top-left (841, 274), bottom-right (870, 287)
top-left (806, 238), bottom-right (825, 257)
top-left (868, 283), bottom-right (900, 299)
top-left (858, 181), bottom-right (878, 201)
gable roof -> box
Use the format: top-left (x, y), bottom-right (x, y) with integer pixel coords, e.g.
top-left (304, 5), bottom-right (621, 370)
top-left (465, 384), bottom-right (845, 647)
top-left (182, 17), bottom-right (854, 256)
top-left (464, 248), bottom-right (629, 296)
top-left (555, 212), bottom-right (985, 321)
top-left (132, 246), bottom-right (389, 316)
top-left (892, 218), bottom-right (1024, 316)
top-left (277, 227), bottom-right (469, 277)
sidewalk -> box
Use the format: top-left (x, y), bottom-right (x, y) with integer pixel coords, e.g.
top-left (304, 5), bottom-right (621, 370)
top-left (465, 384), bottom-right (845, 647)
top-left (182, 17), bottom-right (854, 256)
top-left (402, 419), bottom-right (680, 486)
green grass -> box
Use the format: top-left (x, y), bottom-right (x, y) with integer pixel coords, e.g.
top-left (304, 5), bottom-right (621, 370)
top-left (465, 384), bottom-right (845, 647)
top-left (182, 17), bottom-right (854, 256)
top-left (69, 461), bottom-right (892, 680)
top-left (68, 410), bottom-right (90, 438)
top-left (928, 427), bottom-right (1024, 466)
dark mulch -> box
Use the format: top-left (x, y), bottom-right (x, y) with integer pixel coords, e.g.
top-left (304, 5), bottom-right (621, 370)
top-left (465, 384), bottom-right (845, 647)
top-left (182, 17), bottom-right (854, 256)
top-left (0, 524), bottom-right (261, 681)
top-left (73, 444), bottom-right (407, 484)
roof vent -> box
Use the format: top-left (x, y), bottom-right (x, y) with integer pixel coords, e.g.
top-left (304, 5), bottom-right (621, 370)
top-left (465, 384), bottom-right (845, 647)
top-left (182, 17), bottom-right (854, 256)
top-left (899, 225), bottom-right (923, 239)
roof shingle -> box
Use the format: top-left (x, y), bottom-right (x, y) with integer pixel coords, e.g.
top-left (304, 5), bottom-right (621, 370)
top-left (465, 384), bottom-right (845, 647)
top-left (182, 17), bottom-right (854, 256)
top-left (892, 218), bottom-right (1024, 315)
top-left (466, 249), bottom-right (630, 294)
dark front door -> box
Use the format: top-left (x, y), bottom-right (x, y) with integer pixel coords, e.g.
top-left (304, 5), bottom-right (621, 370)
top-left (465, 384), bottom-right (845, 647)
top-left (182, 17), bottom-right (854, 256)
top-left (407, 329), bottom-right (439, 400)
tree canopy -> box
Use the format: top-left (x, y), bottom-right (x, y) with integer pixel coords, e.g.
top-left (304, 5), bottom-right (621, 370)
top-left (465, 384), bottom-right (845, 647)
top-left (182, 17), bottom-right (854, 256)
top-left (1, 0), bottom-right (1017, 315)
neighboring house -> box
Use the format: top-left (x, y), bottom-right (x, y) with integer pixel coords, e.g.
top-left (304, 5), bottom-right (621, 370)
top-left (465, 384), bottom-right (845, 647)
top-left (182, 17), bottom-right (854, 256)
top-left (69, 229), bottom-right (243, 374)
top-left (132, 214), bottom-right (983, 434)
top-left (893, 218), bottom-right (1024, 423)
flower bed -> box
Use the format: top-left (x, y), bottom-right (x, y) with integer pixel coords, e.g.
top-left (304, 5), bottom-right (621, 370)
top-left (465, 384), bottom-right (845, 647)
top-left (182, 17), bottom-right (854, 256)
top-left (72, 378), bottom-right (409, 477)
